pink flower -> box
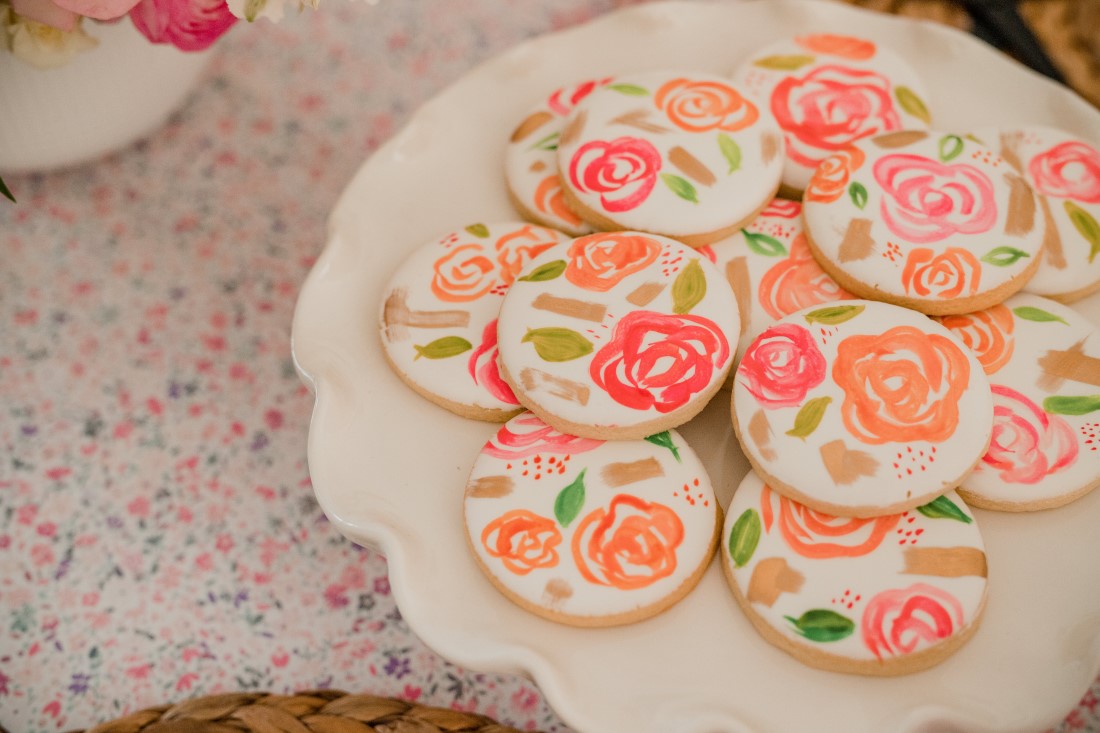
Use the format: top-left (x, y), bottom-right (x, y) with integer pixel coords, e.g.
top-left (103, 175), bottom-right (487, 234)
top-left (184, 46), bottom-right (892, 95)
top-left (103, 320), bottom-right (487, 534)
top-left (547, 78), bottom-right (612, 117)
top-left (977, 384), bottom-right (1078, 483)
top-left (11, 0), bottom-right (139, 28)
top-left (468, 319), bottom-right (519, 405)
top-left (129, 0), bottom-right (237, 52)
top-left (568, 136), bottom-right (662, 213)
top-left (1028, 140), bottom-right (1100, 203)
top-left (483, 413), bottom-right (603, 459)
top-left (862, 583), bottom-right (965, 659)
top-left (874, 154), bottom-right (997, 243)
top-left (738, 323), bottom-right (827, 408)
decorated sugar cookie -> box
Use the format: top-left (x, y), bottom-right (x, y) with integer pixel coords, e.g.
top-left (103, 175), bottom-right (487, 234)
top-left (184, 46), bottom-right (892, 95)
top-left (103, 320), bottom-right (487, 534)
top-left (721, 471), bottom-right (988, 675)
top-left (802, 131), bottom-right (1046, 316)
top-left (705, 198), bottom-right (854, 362)
top-left (464, 412), bottom-right (719, 626)
top-left (496, 231), bottom-right (740, 440)
top-left (969, 126), bottom-right (1100, 303)
top-left (555, 71), bottom-right (784, 247)
top-left (939, 294), bottom-right (1100, 511)
top-left (731, 300), bottom-right (993, 517)
top-left (732, 33), bottom-right (932, 195)
top-left (379, 222), bottom-right (570, 420)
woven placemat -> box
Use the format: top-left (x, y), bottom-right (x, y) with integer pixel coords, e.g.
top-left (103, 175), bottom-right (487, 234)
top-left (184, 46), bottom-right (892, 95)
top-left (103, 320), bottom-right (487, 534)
top-left (65, 691), bottom-right (532, 733)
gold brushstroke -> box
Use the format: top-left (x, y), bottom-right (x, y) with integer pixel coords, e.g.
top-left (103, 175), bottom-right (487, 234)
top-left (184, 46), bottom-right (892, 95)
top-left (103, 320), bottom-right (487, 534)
top-left (383, 288), bottom-right (471, 342)
top-left (820, 439), bottom-right (878, 485)
top-left (543, 578), bottom-right (573, 606)
top-left (531, 293), bottom-right (607, 322)
top-left (999, 131), bottom-right (1024, 173)
top-left (1038, 339), bottom-right (1100, 390)
top-left (747, 557), bottom-right (805, 607)
top-left (668, 145), bottom-right (716, 187)
top-left (761, 132), bottom-right (782, 166)
top-left (837, 218), bottom-right (875, 262)
top-left (1004, 173), bottom-right (1036, 237)
top-left (529, 160), bottom-right (547, 173)
top-left (871, 131), bottom-right (929, 148)
top-left (519, 368), bottom-right (590, 405)
top-left (626, 282), bottom-right (665, 308)
top-left (511, 111), bottom-right (554, 143)
top-left (559, 110), bottom-right (588, 148)
top-left (1038, 194), bottom-right (1067, 269)
top-left (748, 410), bottom-right (776, 462)
top-left (468, 475), bottom-right (514, 499)
top-left (601, 457), bottom-right (664, 488)
top-left (609, 108), bottom-right (671, 134)
top-left (903, 546), bottom-right (988, 578)
top-left (726, 257), bottom-right (751, 339)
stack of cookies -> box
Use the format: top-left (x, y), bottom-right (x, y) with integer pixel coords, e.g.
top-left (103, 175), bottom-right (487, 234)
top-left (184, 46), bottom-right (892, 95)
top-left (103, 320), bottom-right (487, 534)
top-left (376, 32), bottom-right (1100, 676)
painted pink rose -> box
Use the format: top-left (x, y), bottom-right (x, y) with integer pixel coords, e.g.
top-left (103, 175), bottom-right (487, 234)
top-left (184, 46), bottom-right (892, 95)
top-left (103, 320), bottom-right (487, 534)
top-left (590, 311), bottom-right (730, 413)
top-left (862, 583), bottom-right (966, 660)
top-left (874, 154), bottom-right (997, 243)
top-left (759, 198), bottom-right (802, 219)
top-left (1028, 140), bottom-right (1100, 203)
top-left (738, 323), bottom-right (827, 408)
top-left (547, 78), bottom-right (612, 117)
top-left (770, 64), bottom-right (902, 168)
top-left (129, 0), bottom-right (236, 51)
top-left (976, 384), bottom-right (1078, 484)
top-left (468, 319), bottom-right (518, 406)
top-left (483, 414), bottom-right (603, 459)
top-left (568, 136), bottom-right (662, 213)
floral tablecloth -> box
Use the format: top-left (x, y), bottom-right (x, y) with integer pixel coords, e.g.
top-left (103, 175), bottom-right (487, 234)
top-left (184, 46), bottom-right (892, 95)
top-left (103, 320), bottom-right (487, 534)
top-left (0, 1), bottom-right (1097, 732)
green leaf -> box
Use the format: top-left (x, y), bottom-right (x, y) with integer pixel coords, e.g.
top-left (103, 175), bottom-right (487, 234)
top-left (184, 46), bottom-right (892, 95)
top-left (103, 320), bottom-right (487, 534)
top-left (718, 133), bottom-right (742, 174)
top-left (465, 223), bottom-right (490, 238)
top-left (644, 431), bottom-right (681, 462)
top-left (554, 469), bottom-right (586, 527)
top-left (243, 0), bottom-right (265, 21)
top-left (895, 86), bottom-right (931, 125)
top-left (1065, 200), bottom-right (1100, 263)
top-left (607, 83), bottom-right (649, 96)
top-left (753, 54), bottom-right (816, 70)
top-left (981, 246), bottom-right (1030, 266)
top-left (1043, 395), bottom-right (1100, 416)
top-left (727, 509), bottom-right (762, 568)
top-left (803, 304), bottom-right (865, 326)
top-left (848, 181), bottom-right (868, 210)
top-left (784, 609), bottom-right (855, 642)
top-left (671, 259), bottom-right (706, 314)
top-left (661, 173), bottom-right (699, 204)
top-left (528, 131), bottom-right (560, 152)
top-left (519, 259), bottom-right (567, 282)
top-left (916, 495), bottom-right (972, 523)
top-left (0, 175), bottom-right (14, 204)
top-left (938, 134), bottom-right (964, 163)
top-left (521, 327), bottom-right (593, 362)
top-left (742, 229), bottom-right (787, 257)
top-left (413, 336), bottom-right (472, 360)
top-left (1013, 306), bottom-right (1068, 326)
top-left (786, 396), bottom-right (832, 439)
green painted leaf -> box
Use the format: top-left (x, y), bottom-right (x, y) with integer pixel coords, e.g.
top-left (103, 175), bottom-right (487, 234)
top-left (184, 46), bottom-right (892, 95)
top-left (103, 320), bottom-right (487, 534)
top-left (848, 181), bottom-right (868, 210)
top-left (671, 259), bottom-right (707, 314)
top-left (742, 229), bottom-right (787, 257)
top-left (1043, 395), bottom-right (1100, 416)
top-left (804, 304), bottom-right (865, 326)
top-left (916, 495), bottom-right (972, 523)
top-left (786, 396), bottom-right (832, 439)
top-left (554, 469), bottom-right (586, 527)
top-left (465, 223), bottom-right (490, 238)
top-left (718, 133), bottom-right (742, 174)
top-left (784, 609), bottom-right (855, 642)
top-left (1013, 306), bottom-right (1069, 326)
top-left (644, 431), bottom-right (681, 462)
top-left (727, 509), bottom-right (762, 568)
top-left (980, 246), bottom-right (1030, 266)
top-left (519, 259), bottom-right (567, 282)
top-left (753, 54), bottom-right (816, 70)
top-left (938, 134), bottom-right (964, 163)
top-left (528, 131), bottom-right (560, 152)
top-left (608, 83), bottom-right (649, 96)
top-left (964, 133), bottom-right (986, 145)
top-left (1065, 200), bottom-right (1100, 263)
top-left (521, 327), bottom-right (593, 362)
top-left (895, 86), bottom-right (931, 125)
top-left (661, 173), bottom-right (699, 204)
top-left (243, 0), bottom-right (265, 21)
top-left (413, 336), bottom-right (472, 360)
top-left (0, 175), bottom-right (14, 204)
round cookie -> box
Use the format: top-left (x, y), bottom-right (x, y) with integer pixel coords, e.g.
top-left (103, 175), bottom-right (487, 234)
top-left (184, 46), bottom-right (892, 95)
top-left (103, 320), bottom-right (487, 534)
top-left (379, 221), bottom-right (570, 420)
top-left (731, 33), bottom-right (932, 196)
top-left (969, 125), bottom-right (1100, 303)
top-left (497, 231), bottom-right (740, 440)
top-left (801, 131), bottom-right (1046, 316)
top-left (704, 197), bottom-right (854, 363)
top-left (555, 70), bottom-right (783, 247)
top-left (464, 412), bottom-right (720, 627)
top-left (721, 471), bottom-right (988, 676)
top-left (731, 300), bottom-right (993, 518)
top-left (939, 294), bottom-right (1100, 511)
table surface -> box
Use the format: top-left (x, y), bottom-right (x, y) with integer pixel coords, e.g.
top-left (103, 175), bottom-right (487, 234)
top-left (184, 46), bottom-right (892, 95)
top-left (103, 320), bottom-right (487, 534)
top-left (0, 2), bottom-right (1097, 732)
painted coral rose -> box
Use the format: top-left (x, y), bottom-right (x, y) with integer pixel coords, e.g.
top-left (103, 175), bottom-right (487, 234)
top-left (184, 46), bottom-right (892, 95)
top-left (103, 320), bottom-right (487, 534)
top-left (494, 224), bottom-right (562, 286)
top-left (772, 65), bottom-right (900, 168)
top-left (833, 325), bottom-right (971, 445)
top-left (547, 77), bottom-right (612, 117)
top-left (758, 234), bottom-right (854, 319)
top-left (572, 494), bottom-right (684, 590)
top-left (976, 385), bottom-right (1078, 484)
top-left (483, 414), bottom-right (603, 460)
top-left (481, 509), bottom-right (561, 575)
top-left (591, 311), bottom-right (730, 413)
top-left (862, 583), bottom-right (965, 660)
top-left (568, 136), bottom-right (662, 213)
top-left (901, 247), bottom-right (982, 300)
top-left (1028, 140), bottom-right (1100, 203)
top-left (431, 243), bottom-right (495, 302)
top-left (468, 320), bottom-right (518, 405)
top-left (129, 0), bottom-right (236, 51)
top-left (564, 233), bottom-right (662, 292)
top-left (762, 485), bottom-right (898, 559)
top-left (738, 323), bottom-right (827, 408)
top-left (804, 146), bottom-right (865, 203)
top-left (874, 153), bottom-right (997, 243)
top-left (794, 33), bottom-right (877, 60)
top-left (938, 304), bottom-right (1014, 375)
top-left (533, 175), bottom-right (584, 229)
top-left (654, 77), bottom-right (759, 133)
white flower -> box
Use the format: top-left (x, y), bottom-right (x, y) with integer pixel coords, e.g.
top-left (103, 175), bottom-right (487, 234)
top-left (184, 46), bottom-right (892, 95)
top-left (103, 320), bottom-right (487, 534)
top-left (4, 8), bottom-right (97, 69)
top-left (225, 0), bottom-right (320, 23)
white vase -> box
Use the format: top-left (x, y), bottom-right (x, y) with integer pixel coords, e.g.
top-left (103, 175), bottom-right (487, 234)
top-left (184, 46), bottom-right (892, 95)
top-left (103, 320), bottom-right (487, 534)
top-left (0, 19), bottom-right (214, 173)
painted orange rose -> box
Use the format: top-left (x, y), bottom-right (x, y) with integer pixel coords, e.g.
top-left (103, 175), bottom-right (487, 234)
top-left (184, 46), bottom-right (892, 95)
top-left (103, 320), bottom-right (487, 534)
top-left (431, 243), bottom-right (496, 302)
top-left (654, 77), bottom-right (759, 133)
top-left (572, 494), bottom-right (683, 590)
top-left (804, 146), bottom-right (865, 203)
top-left (481, 509), bottom-right (562, 576)
top-left (794, 33), bottom-right (876, 60)
top-left (564, 232), bottom-right (662, 292)
top-left (760, 485), bottom-right (899, 559)
top-left (757, 234), bottom-right (854, 319)
top-left (833, 325), bottom-right (972, 445)
top-left (901, 247), bottom-right (981, 300)
top-left (938, 304), bottom-right (1014, 375)
top-left (533, 174), bottom-right (584, 228)
top-left (495, 224), bottom-right (563, 286)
